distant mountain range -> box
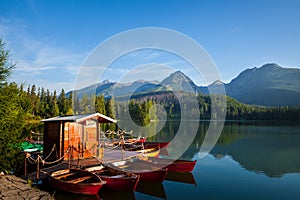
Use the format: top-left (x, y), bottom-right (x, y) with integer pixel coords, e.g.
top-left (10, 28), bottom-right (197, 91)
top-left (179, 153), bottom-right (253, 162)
top-left (70, 63), bottom-right (300, 106)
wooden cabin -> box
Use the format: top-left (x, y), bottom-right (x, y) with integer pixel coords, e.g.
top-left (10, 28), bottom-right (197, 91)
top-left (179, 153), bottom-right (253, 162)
top-left (41, 113), bottom-right (117, 161)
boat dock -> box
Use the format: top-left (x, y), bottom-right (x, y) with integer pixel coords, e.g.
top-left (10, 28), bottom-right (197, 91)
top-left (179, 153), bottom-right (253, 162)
top-left (23, 148), bottom-right (142, 182)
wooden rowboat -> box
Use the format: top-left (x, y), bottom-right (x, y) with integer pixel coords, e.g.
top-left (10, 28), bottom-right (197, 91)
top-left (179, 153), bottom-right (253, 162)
top-left (49, 168), bottom-right (106, 195)
top-left (143, 141), bottom-right (170, 149)
top-left (86, 165), bottom-right (140, 192)
top-left (134, 147), bottom-right (160, 157)
top-left (136, 157), bottom-right (197, 173)
top-left (108, 160), bottom-right (167, 183)
top-left (123, 141), bottom-right (170, 151)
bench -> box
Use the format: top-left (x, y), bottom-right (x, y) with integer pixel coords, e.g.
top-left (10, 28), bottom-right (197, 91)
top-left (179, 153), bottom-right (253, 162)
top-left (55, 173), bottom-right (75, 180)
top-left (67, 176), bottom-right (93, 184)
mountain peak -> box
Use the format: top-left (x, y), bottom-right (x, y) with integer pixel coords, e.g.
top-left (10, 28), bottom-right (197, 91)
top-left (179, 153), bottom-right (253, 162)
top-left (161, 71), bottom-right (193, 84)
top-left (260, 63), bottom-right (281, 70)
top-left (102, 79), bottom-right (111, 84)
top-left (170, 70), bottom-right (189, 78)
top-left (160, 70), bottom-right (198, 92)
top-left (209, 80), bottom-right (224, 86)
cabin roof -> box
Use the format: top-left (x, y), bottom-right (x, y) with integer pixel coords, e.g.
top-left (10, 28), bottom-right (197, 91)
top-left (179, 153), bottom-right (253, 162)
top-left (41, 113), bottom-right (117, 123)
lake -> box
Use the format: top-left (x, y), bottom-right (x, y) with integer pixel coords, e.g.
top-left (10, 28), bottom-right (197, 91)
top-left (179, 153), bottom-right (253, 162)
top-left (54, 121), bottom-right (300, 200)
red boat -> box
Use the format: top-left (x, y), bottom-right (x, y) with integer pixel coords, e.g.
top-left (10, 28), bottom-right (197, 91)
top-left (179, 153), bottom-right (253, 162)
top-left (135, 147), bottom-right (160, 157)
top-left (136, 157), bottom-right (197, 173)
top-left (49, 168), bottom-right (106, 195)
top-left (86, 165), bottom-right (140, 192)
top-left (143, 141), bottom-right (170, 149)
top-left (109, 160), bottom-right (167, 183)
top-left (124, 141), bottom-right (170, 150)
top-left (126, 136), bottom-right (146, 143)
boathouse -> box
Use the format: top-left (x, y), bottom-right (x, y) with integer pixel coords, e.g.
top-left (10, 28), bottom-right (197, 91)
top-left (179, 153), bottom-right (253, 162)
top-left (41, 113), bottom-right (117, 161)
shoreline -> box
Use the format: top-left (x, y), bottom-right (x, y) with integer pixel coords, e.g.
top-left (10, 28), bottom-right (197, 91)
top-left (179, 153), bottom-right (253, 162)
top-left (0, 175), bottom-right (53, 200)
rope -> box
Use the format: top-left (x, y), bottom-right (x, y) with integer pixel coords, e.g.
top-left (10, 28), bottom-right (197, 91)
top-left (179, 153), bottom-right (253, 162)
top-left (27, 156), bottom-right (38, 164)
top-left (71, 143), bottom-right (102, 154)
top-left (43, 144), bottom-right (56, 161)
top-left (104, 143), bottom-right (120, 149)
top-left (41, 146), bottom-right (70, 165)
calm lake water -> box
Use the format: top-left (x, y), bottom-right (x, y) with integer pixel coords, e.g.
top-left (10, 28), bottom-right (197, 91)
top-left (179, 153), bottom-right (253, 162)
top-left (54, 121), bottom-right (300, 200)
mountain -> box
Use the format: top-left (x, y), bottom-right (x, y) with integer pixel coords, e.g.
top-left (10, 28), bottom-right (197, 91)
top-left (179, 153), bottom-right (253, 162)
top-left (71, 79), bottom-right (159, 99)
top-left (199, 80), bottom-right (226, 95)
top-left (68, 63), bottom-right (300, 106)
top-left (157, 71), bottom-right (199, 92)
top-left (225, 63), bottom-right (300, 106)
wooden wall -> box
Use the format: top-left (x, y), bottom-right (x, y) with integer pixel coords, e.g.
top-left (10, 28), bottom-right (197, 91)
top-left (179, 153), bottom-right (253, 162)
top-left (44, 118), bottom-right (102, 162)
top-left (63, 120), bottom-right (100, 160)
top-left (43, 121), bottom-right (61, 161)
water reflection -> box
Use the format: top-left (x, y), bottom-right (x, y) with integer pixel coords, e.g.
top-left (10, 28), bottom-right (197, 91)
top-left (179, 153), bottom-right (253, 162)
top-left (100, 189), bottom-right (136, 200)
top-left (165, 172), bottom-right (196, 186)
top-left (135, 181), bottom-right (166, 199)
top-left (211, 122), bottom-right (300, 177)
top-left (141, 121), bottom-right (300, 178)
top-left (55, 191), bottom-right (100, 200)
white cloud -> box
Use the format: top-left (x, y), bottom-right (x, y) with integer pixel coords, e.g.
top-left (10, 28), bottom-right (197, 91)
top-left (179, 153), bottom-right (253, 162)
top-left (1, 17), bottom-right (87, 92)
top-left (143, 50), bottom-right (165, 61)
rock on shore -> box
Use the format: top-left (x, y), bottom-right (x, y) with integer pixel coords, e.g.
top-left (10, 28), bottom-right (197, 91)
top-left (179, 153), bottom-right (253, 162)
top-left (0, 175), bottom-right (53, 200)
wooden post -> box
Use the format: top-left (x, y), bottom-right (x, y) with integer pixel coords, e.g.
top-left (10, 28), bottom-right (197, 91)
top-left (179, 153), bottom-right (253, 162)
top-left (24, 153), bottom-right (27, 176)
top-left (122, 148), bottom-right (125, 161)
top-left (36, 156), bottom-right (40, 180)
top-left (59, 121), bottom-right (63, 158)
top-left (121, 135), bottom-right (125, 160)
top-left (69, 147), bottom-right (71, 169)
top-left (96, 121), bottom-right (100, 157)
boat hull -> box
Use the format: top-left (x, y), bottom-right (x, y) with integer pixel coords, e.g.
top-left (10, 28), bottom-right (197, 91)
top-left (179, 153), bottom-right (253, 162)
top-left (143, 141), bottom-right (170, 149)
top-left (135, 147), bottom-right (160, 157)
top-left (109, 160), bottom-right (167, 183)
top-left (100, 175), bottom-right (139, 191)
top-left (87, 166), bottom-right (140, 192)
top-left (139, 157), bottom-right (197, 173)
top-left (136, 169), bottom-right (167, 183)
top-left (49, 168), bottom-right (105, 195)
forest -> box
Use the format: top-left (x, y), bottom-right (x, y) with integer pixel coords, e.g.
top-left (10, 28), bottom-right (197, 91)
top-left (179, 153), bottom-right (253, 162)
top-left (20, 85), bottom-right (300, 125)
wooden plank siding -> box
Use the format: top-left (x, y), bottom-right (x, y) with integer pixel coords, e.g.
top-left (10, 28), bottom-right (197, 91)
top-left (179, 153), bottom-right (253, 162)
top-left (42, 113), bottom-right (117, 162)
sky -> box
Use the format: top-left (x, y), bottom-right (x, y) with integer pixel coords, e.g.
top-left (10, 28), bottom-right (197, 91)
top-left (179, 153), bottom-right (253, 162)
top-left (1, 0), bottom-right (300, 92)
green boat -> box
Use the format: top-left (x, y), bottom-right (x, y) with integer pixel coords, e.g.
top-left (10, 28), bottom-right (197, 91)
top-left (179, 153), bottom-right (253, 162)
top-left (20, 142), bottom-right (43, 152)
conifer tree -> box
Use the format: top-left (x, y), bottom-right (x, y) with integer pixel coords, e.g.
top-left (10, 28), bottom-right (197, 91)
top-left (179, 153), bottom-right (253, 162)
top-left (0, 39), bottom-right (25, 173)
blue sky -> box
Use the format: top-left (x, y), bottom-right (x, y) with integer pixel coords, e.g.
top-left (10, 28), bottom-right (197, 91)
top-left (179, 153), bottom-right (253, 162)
top-left (1, 0), bottom-right (300, 92)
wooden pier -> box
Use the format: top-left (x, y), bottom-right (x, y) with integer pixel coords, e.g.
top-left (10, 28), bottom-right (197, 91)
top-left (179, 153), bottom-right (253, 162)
top-left (23, 148), bottom-right (142, 182)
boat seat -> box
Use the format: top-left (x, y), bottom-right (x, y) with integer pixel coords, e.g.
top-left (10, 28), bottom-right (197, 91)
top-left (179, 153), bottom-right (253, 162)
top-left (56, 173), bottom-right (75, 180)
top-left (68, 176), bottom-right (93, 184)
top-left (110, 174), bottom-right (126, 178)
top-left (52, 169), bottom-right (70, 177)
top-left (118, 165), bottom-right (128, 169)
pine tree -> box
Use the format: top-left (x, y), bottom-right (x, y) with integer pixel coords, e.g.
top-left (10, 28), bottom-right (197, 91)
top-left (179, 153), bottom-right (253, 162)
top-left (39, 87), bottom-right (46, 117)
top-left (58, 89), bottom-right (68, 115)
top-left (0, 39), bottom-right (15, 86)
top-left (51, 90), bottom-right (59, 117)
top-left (105, 97), bottom-right (116, 119)
top-left (66, 91), bottom-right (74, 115)
top-left (0, 39), bottom-right (25, 173)
top-left (80, 93), bottom-right (90, 114)
top-left (95, 95), bottom-right (106, 115)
